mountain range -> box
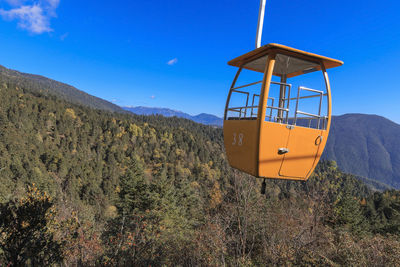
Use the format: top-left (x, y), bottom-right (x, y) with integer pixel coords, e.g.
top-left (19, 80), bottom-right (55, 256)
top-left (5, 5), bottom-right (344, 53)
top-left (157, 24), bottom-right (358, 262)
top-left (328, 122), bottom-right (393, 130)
top-left (0, 63), bottom-right (399, 189)
top-left (123, 106), bottom-right (223, 126)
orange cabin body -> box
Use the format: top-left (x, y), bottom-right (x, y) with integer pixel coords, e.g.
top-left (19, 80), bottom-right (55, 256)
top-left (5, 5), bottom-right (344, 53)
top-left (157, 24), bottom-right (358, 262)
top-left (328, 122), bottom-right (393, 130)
top-left (223, 44), bottom-right (343, 181)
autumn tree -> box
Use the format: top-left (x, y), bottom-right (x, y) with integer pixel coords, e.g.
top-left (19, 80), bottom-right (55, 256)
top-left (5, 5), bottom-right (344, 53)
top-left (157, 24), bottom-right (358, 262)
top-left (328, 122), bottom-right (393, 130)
top-left (0, 185), bottom-right (63, 265)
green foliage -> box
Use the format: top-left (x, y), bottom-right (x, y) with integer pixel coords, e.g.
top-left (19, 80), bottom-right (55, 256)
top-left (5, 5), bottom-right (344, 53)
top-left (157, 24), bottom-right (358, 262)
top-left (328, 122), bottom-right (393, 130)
top-left (334, 191), bottom-right (367, 235)
top-left (0, 185), bottom-right (63, 265)
top-left (363, 190), bottom-right (400, 235)
top-left (117, 159), bottom-right (149, 214)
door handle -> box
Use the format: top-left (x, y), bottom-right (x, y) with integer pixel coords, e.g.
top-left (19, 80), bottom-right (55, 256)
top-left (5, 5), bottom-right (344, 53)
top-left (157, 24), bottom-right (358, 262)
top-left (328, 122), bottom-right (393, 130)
top-left (315, 135), bottom-right (323, 145)
top-left (278, 148), bottom-right (289, 155)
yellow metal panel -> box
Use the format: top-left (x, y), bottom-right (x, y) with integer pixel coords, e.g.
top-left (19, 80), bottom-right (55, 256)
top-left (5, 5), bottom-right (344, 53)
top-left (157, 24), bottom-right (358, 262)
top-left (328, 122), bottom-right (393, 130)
top-left (279, 127), bottom-right (323, 179)
top-left (257, 55), bottom-right (276, 178)
top-left (223, 120), bottom-right (259, 176)
top-left (258, 122), bottom-right (290, 178)
top-left (306, 130), bottom-right (330, 179)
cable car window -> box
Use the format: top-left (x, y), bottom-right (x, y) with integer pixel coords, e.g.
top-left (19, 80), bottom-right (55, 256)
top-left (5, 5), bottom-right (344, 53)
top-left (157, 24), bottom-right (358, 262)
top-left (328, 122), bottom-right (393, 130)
top-left (268, 54), bottom-right (328, 130)
top-left (225, 68), bottom-right (264, 120)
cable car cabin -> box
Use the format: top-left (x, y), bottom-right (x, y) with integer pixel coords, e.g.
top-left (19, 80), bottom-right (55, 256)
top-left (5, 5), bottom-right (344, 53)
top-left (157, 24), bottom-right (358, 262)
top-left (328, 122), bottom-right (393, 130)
top-left (224, 43), bottom-right (343, 181)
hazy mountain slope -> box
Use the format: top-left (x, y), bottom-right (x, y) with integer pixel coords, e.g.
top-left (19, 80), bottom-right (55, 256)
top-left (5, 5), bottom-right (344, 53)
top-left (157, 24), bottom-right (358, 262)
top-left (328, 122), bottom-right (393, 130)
top-left (323, 114), bottom-right (400, 188)
top-left (0, 64), bottom-right (125, 113)
top-left (193, 113), bottom-right (223, 126)
top-left (123, 106), bottom-right (223, 126)
top-left (123, 106), bottom-right (192, 119)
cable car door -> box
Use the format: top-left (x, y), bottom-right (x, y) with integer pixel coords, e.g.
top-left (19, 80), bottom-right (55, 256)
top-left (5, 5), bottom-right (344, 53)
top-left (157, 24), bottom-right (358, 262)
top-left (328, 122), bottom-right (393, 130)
top-left (279, 127), bottom-right (323, 179)
top-left (279, 86), bottom-right (327, 179)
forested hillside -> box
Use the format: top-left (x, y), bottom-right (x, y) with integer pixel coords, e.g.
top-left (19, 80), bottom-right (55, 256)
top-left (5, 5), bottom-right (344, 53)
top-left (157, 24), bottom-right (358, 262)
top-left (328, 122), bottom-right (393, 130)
top-left (324, 114), bottom-right (400, 189)
top-left (0, 79), bottom-right (400, 265)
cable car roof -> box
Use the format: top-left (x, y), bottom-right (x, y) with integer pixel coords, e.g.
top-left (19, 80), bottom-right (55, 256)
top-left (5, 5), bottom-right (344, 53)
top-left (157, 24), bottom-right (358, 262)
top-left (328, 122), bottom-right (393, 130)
top-left (228, 43), bottom-right (343, 78)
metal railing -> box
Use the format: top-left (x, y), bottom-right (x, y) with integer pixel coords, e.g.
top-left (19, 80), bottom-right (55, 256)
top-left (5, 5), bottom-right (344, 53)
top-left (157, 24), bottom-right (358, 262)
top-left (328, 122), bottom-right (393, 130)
top-left (251, 94), bottom-right (260, 117)
top-left (231, 80), bottom-right (263, 91)
top-left (228, 105), bottom-right (259, 119)
top-left (226, 80), bottom-right (263, 119)
top-left (293, 86), bottom-right (324, 129)
top-left (287, 116), bottom-right (328, 129)
top-left (230, 89), bottom-right (250, 117)
top-left (265, 81), bottom-right (292, 123)
top-left (226, 80), bottom-right (328, 129)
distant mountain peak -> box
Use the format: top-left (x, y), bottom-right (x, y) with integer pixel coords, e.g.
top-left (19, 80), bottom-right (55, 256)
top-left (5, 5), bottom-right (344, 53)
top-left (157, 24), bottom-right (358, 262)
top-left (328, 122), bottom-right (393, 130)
top-left (122, 106), bottom-right (223, 127)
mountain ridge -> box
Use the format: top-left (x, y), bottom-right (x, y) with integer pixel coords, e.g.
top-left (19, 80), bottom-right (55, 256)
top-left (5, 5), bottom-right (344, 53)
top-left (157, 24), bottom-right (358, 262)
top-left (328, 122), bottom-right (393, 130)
top-left (0, 64), bottom-right (125, 113)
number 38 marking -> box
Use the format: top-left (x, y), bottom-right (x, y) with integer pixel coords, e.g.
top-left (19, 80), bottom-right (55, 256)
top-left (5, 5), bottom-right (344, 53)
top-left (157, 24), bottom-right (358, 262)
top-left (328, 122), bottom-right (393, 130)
top-left (232, 133), bottom-right (244, 146)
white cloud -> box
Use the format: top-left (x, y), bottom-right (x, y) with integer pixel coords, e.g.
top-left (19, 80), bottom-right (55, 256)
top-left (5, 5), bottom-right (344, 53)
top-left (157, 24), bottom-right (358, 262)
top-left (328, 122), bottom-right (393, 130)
top-left (0, 0), bottom-right (60, 34)
top-left (0, 4), bottom-right (50, 33)
top-left (167, 58), bottom-right (178, 66)
top-left (4, 0), bottom-right (26, 6)
top-left (46, 0), bottom-right (59, 9)
top-left (45, 0), bottom-right (58, 15)
top-left (150, 95), bottom-right (156, 99)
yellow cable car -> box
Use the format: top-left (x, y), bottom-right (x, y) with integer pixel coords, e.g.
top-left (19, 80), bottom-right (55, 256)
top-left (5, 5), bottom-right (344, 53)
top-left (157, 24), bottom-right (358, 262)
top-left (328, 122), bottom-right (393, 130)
top-left (223, 43), bottom-right (343, 181)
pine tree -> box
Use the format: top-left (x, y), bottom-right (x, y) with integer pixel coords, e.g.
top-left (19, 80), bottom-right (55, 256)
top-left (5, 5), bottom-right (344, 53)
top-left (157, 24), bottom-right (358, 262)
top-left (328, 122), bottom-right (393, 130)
top-left (334, 191), bottom-right (366, 235)
top-left (117, 158), bottom-right (149, 214)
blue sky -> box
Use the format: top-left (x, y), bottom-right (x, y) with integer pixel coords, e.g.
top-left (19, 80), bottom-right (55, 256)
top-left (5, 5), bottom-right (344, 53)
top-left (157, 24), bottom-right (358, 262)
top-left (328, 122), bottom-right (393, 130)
top-left (0, 0), bottom-right (400, 122)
